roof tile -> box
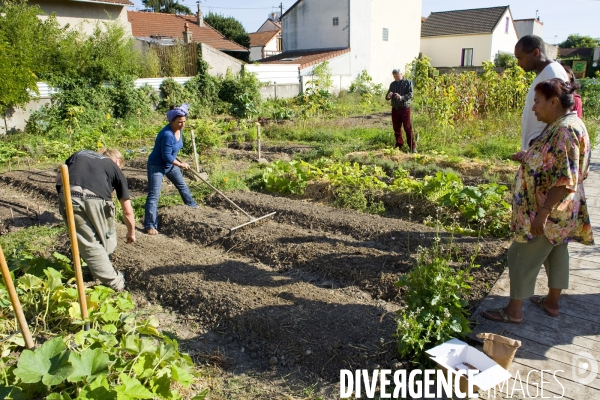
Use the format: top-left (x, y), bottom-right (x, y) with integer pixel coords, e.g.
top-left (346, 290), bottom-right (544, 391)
top-left (259, 48), bottom-right (350, 69)
top-left (421, 6), bottom-right (509, 37)
top-left (249, 30), bottom-right (279, 47)
top-left (127, 11), bottom-right (248, 52)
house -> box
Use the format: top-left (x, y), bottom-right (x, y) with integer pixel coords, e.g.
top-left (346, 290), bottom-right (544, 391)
top-left (257, 13), bottom-right (281, 32)
top-left (127, 9), bottom-right (248, 76)
top-left (249, 29), bottom-right (282, 61)
top-left (32, 0), bottom-right (133, 35)
top-left (259, 0), bottom-right (422, 89)
top-left (128, 10), bottom-right (248, 58)
top-left (420, 6), bottom-right (518, 68)
top-left (513, 18), bottom-right (543, 39)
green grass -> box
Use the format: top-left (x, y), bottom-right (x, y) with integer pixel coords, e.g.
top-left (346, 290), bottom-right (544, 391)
top-left (0, 225), bottom-right (65, 257)
top-left (264, 110), bottom-right (524, 163)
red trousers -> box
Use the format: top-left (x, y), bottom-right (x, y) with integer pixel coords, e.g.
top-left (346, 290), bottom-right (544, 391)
top-left (391, 107), bottom-right (415, 150)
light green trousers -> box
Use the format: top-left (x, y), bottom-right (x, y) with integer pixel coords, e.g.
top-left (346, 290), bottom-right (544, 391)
top-left (508, 237), bottom-right (569, 300)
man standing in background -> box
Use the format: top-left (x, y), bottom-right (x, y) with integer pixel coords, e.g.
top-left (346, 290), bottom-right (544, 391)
top-left (386, 69), bottom-right (416, 153)
top-left (513, 35), bottom-right (568, 158)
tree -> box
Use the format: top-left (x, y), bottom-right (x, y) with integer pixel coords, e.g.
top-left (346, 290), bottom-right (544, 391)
top-left (142, 0), bottom-right (191, 15)
top-left (558, 34), bottom-right (600, 49)
top-left (203, 12), bottom-right (250, 49)
top-left (0, 0), bottom-right (64, 131)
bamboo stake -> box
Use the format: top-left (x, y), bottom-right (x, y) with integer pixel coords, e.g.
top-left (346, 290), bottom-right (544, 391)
top-left (191, 130), bottom-right (200, 173)
top-left (256, 122), bottom-right (262, 161)
top-left (60, 165), bottom-right (90, 331)
top-left (0, 244), bottom-right (35, 349)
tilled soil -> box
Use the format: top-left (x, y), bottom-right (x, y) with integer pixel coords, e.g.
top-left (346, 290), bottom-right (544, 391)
top-left (0, 164), bottom-right (509, 397)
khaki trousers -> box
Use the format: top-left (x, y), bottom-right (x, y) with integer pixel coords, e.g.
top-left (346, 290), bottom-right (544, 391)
top-left (59, 195), bottom-right (125, 291)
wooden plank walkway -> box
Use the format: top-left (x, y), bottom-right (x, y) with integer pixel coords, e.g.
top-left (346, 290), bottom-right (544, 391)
top-left (470, 148), bottom-right (600, 399)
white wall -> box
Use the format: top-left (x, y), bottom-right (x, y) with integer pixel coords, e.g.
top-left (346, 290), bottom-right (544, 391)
top-left (200, 43), bottom-right (243, 76)
top-left (264, 35), bottom-right (280, 54)
top-left (300, 52), bottom-right (352, 93)
top-left (366, 0), bottom-right (422, 86)
top-left (282, 0), bottom-right (348, 51)
top-left (513, 19), bottom-right (543, 39)
top-left (34, 0), bottom-right (131, 35)
top-left (245, 64), bottom-right (300, 85)
top-left (420, 34), bottom-right (493, 67)
top-left (490, 10), bottom-right (519, 59)
top-left (349, 0), bottom-right (371, 82)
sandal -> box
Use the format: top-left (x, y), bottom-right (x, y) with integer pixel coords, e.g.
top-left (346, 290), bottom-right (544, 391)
top-left (481, 307), bottom-right (523, 324)
top-left (145, 228), bottom-right (158, 235)
top-left (530, 296), bottom-right (559, 317)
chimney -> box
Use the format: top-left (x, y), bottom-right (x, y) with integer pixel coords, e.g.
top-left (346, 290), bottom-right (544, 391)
top-left (183, 22), bottom-right (192, 43)
top-left (197, 2), bottom-right (205, 27)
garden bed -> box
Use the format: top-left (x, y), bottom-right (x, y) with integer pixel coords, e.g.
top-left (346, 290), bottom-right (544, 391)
top-left (0, 164), bottom-right (508, 397)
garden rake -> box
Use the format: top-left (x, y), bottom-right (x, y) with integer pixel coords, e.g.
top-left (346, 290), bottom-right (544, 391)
top-left (177, 158), bottom-right (276, 232)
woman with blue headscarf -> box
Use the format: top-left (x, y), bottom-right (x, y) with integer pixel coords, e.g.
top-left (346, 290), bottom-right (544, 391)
top-left (144, 103), bottom-right (198, 234)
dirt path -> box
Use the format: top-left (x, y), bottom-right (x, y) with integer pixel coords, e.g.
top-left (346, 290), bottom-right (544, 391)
top-left (0, 166), bottom-right (509, 397)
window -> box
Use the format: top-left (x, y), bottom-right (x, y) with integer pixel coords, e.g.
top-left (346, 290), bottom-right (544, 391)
top-left (505, 17), bottom-right (509, 33)
top-left (277, 36), bottom-right (282, 52)
top-left (333, 17), bottom-right (339, 26)
top-left (382, 27), bottom-right (389, 41)
top-left (461, 48), bottom-right (473, 67)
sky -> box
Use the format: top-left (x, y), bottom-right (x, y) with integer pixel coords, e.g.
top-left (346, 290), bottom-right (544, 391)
top-left (128, 0), bottom-right (600, 45)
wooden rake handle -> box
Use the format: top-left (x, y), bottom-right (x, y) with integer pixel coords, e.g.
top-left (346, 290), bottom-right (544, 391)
top-left (60, 165), bottom-right (90, 330)
top-left (0, 245), bottom-right (35, 349)
top-left (176, 158), bottom-right (254, 221)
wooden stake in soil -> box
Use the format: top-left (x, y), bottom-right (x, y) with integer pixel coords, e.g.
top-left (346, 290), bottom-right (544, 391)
top-left (7, 159), bottom-right (10, 172)
top-left (60, 164), bottom-right (90, 331)
top-left (256, 122), bottom-right (262, 161)
top-left (10, 207), bottom-right (14, 222)
top-left (191, 129), bottom-right (200, 173)
top-left (0, 244), bottom-right (35, 349)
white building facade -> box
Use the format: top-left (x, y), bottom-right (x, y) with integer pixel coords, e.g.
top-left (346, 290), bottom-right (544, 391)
top-left (420, 6), bottom-right (518, 68)
top-left (280, 0), bottom-right (422, 87)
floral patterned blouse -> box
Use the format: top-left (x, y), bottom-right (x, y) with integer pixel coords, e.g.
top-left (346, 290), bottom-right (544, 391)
top-left (512, 112), bottom-right (594, 245)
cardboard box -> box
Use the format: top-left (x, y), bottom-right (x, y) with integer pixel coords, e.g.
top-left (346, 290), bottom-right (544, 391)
top-left (426, 338), bottom-right (512, 393)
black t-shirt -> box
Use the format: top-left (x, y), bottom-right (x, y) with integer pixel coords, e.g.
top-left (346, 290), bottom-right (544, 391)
top-left (60, 150), bottom-right (130, 201)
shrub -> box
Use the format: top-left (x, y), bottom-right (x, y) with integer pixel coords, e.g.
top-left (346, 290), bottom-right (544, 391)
top-left (349, 70), bottom-right (384, 96)
top-left (219, 69), bottom-right (262, 119)
top-left (396, 244), bottom-right (474, 365)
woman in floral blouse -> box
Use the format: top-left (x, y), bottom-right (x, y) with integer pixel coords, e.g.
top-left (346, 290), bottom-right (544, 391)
top-left (482, 78), bottom-right (593, 324)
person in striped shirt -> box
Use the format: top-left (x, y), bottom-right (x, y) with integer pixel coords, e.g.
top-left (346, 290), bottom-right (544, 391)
top-left (386, 69), bottom-right (416, 153)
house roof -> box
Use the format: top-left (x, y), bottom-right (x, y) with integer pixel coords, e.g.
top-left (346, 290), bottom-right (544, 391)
top-left (74, 0), bottom-right (133, 6)
top-left (127, 11), bottom-right (248, 52)
top-left (421, 6), bottom-right (510, 37)
top-left (258, 48), bottom-right (350, 69)
top-left (257, 18), bottom-right (281, 31)
top-left (559, 48), bottom-right (593, 58)
top-left (249, 30), bottom-right (279, 48)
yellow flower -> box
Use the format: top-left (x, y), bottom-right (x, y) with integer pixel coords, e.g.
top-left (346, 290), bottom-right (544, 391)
top-left (106, 114), bottom-right (111, 119)
top-left (97, 141), bottom-right (103, 148)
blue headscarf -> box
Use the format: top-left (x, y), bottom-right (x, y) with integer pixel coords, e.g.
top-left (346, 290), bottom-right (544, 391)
top-left (166, 103), bottom-right (189, 123)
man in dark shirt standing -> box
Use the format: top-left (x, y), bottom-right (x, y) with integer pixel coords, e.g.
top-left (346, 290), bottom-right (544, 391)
top-left (56, 149), bottom-right (136, 291)
top-left (386, 69), bottom-right (416, 153)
